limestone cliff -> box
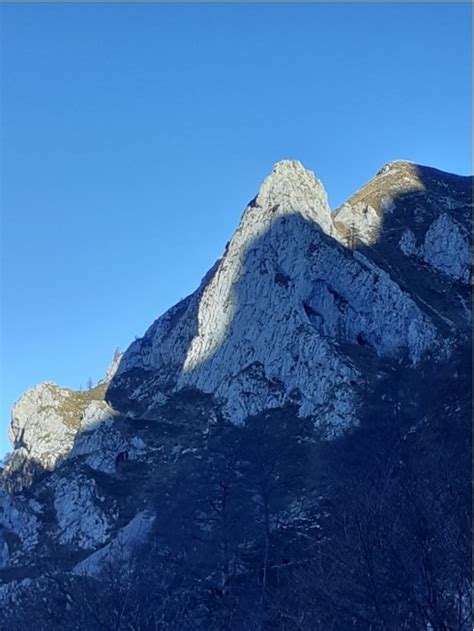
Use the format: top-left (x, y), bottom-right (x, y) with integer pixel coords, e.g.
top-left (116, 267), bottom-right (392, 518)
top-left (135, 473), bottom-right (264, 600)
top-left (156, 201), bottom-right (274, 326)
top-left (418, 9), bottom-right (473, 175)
top-left (0, 160), bottom-right (471, 630)
top-left (4, 159), bottom-right (471, 479)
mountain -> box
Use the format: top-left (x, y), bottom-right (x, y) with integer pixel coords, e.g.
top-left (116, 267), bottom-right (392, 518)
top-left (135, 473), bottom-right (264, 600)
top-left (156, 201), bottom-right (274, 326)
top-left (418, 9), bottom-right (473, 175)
top-left (0, 160), bottom-right (471, 630)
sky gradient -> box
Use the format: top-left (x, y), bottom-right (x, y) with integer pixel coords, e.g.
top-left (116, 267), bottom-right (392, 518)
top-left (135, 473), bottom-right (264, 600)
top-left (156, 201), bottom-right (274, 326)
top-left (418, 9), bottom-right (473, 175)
top-left (1, 3), bottom-right (472, 456)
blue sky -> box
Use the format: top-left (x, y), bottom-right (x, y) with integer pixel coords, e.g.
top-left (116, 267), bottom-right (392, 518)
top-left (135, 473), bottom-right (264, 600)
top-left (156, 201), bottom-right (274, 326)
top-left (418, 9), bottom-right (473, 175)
top-left (1, 3), bottom-right (472, 456)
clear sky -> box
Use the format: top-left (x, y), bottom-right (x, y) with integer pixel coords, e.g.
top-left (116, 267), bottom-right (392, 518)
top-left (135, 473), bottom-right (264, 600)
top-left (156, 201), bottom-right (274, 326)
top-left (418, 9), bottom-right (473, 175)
top-left (1, 3), bottom-right (472, 457)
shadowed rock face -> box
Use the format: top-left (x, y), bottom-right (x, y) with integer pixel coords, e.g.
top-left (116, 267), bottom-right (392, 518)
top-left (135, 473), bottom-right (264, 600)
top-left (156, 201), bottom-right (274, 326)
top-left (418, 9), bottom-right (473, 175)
top-left (0, 161), bottom-right (471, 630)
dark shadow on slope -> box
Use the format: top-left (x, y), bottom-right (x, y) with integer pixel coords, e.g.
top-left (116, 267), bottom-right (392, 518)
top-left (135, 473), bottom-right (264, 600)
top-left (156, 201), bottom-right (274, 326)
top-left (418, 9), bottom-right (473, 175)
top-left (2, 357), bottom-right (471, 629)
top-left (335, 163), bottom-right (473, 336)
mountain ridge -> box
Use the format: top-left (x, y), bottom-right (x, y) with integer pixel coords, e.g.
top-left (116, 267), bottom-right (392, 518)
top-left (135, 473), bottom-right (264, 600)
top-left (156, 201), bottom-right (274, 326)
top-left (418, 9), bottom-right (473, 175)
top-left (4, 159), bottom-right (471, 474)
top-left (0, 158), bottom-right (471, 630)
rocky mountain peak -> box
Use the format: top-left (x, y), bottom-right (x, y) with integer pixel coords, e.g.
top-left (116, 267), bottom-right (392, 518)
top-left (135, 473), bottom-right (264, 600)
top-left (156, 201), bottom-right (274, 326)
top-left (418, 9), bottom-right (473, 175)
top-left (5, 160), bottom-right (471, 480)
top-left (0, 160), bottom-right (471, 630)
top-left (334, 161), bottom-right (472, 287)
top-left (247, 159), bottom-right (333, 236)
top-left (108, 160), bottom-right (470, 430)
top-left (376, 158), bottom-right (422, 178)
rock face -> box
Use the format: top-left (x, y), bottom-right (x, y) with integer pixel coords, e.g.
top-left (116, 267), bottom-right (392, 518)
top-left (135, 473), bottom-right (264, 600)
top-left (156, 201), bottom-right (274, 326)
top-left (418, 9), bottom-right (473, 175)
top-left (0, 489), bottom-right (39, 554)
top-left (113, 160), bottom-right (342, 425)
top-left (53, 474), bottom-right (109, 550)
top-left (109, 160), bottom-right (470, 428)
top-left (7, 160), bottom-right (471, 467)
top-left (73, 511), bottom-right (155, 576)
top-left (0, 160), bottom-right (471, 631)
top-left (333, 160), bottom-right (472, 286)
top-left (8, 383), bottom-right (79, 471)
top-left (421, 213), bottom-right (471, 282)
top-left (6, 375), bottom-right (115, 481)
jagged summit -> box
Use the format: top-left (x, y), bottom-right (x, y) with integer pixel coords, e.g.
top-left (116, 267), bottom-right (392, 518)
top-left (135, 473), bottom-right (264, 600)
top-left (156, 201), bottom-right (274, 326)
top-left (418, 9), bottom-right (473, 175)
top-left (256, 159), bottom-right (318, 185)
top-left (107, 159), bottom-right (471, 429)
top-left (263, 159), bottom-right (308, 176)
top-left (246, 159), bottom-right (332, 236)
top-left (5, 159), bottom-right (472, 473)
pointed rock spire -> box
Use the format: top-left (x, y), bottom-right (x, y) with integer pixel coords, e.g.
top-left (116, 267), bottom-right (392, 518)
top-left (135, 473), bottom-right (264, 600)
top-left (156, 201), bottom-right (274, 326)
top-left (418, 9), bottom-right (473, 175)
top-left (248, 160), bottom-right (333, 236)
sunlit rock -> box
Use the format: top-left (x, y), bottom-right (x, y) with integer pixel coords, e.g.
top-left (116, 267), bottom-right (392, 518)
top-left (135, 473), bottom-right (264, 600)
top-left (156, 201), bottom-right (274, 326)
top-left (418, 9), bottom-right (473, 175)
top-left (53, 475), bottom-right (109, 550)
top-left (0, 489), bottom-right (39, 553)
top-left (422, 214), bottom-right (471, 282)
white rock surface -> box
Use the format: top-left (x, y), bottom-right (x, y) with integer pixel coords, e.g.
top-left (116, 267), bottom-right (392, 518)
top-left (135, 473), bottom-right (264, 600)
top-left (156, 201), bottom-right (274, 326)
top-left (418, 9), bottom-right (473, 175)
top-left (333, 201), bottom-right (382, 246)
top-left (68, 401), bottom-right (146, 472)
top-left (397, 215), bottom-right (470, 284)
top-left (421, 214), bottom-right (471, 282)
top-left (73, 511), bottom-right (155, 576)
top-left (9, 383), bottom-right (77, 470)
top-left (79, 401), bottom-right (114, 432)
top-left (0, 157), bottom-right (470, 599)
top-left (8, 385), bottom-right (117, 474)
top-left (53, 475), bottom-right (109, 550)
top-left (70, 420), bottom-right (126, 473)
top-left (250, 160), bottom-right (333, 236)
top-left (67, 400), bottom-right (126, 473)
top-left (399, 229), bottom-right (418, 256)
top-left (116, 160), bottom-right (440, 429)
top-left (102, 350), bottom-right (124, 384)
top-left (0, 489), bottom-right (39, 552)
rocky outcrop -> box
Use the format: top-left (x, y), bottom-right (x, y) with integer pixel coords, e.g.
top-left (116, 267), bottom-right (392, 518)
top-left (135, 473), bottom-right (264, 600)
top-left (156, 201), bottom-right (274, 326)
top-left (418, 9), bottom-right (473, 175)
top-left (73, 511), bottom-right (155, 576)
top-left (398, 214), bottom-right (471, 283)
top-left (52, 474), bottom-right (109, 550)
top-left (0, 489), bottom-right (40, 555)
top-left (7, 160), bottom-right (470, 466)
top-left (69, 403), bottom-right (146, 474)
top-left (0, 159), bottom-right (471, 630)
top-left (334, 160), bottom-right (472, 283)
top-left (9, 383), bottom-right (79, 471)
top-left (421, 213), bottom-right (471, 282)
top-left (6, 357), bottom-right (121, 477)
top-left (110, 160), bottom-right (467, 429)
